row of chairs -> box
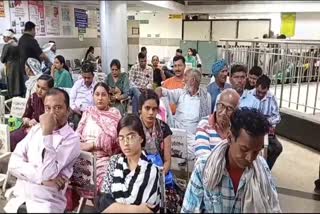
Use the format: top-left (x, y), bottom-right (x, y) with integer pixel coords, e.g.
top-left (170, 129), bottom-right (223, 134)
top-left (0, 92), bottom-right (268, 212)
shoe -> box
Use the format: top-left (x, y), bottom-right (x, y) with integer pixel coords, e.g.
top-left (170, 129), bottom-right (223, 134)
top-left (314, 179), bottom-right (320, 194)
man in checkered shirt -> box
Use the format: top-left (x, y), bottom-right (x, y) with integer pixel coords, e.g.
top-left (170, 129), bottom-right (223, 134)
top-left (128, 52), bottom-right (153, 115)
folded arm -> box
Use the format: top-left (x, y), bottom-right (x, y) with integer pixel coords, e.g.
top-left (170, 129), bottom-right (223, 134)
top-left (9, 126), bottom-right (80, 184)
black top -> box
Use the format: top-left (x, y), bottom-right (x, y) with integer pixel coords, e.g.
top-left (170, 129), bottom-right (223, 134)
top-left (159, 119), bottom-right (173, 139)
top-left (18, 33), bottom-right (43, 73)
top-left (153, 68), bottom-right (163, 87)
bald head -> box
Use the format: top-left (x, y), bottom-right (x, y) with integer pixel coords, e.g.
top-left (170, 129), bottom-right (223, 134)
top-left (219, 88), bottom-right (240, 109)
top-left (214, 88), bottom-right (240, 130)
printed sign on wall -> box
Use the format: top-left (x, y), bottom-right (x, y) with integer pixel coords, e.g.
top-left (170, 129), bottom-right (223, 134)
top-left (0, 0), bottom-right (5, 17)
top-left (9, 0), bottom-right (29, 34)
top-left (281, 13), bottom-right (296, 37)
top-left (45, 5), bottom-right (60, 36)
top-left (74, 8), bottom-right (88, 28)
top-left (61, 6), bottom-right (73, 36)
top-left (28, 0), bottom-right (45, 36)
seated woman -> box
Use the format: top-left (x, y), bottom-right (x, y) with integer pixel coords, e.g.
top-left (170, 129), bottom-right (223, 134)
top-left (139, 89), bottom-right (184, 213)
top-left (139, 89), bottom-right (172, 175)
top-left (106, 59), bottom-right (129, 116)
top-left (151, 55), bottom-right (166, 88)
top-left (76, 82), bottom-right (122, 192)
top-left (84, 46), bottom-right (99, 64)
top-left (25, 58), bottom-right (42, 98)
top-left (51, 55), bottom-right (73, 88)
top-left (97, 114), bottom-right (161, 213)
top-left (10, 74), bottom-right (54, 151)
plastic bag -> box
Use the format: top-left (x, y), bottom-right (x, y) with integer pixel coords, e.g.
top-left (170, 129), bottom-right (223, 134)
top-left (147, 153), bottom-right (174, 188)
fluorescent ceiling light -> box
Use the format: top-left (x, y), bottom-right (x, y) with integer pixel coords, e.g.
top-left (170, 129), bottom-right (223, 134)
top-left (139, 10), bottom-right (153, 14)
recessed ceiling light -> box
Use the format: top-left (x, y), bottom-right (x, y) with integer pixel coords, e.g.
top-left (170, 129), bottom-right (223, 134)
top-left (140, 10), bottom-right (153, 14)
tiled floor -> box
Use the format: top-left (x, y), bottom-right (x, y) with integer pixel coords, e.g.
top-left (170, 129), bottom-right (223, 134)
top-left (273, 136), bottom-right (320, 213)
top-left (0, 136), bottom-right (319, 213)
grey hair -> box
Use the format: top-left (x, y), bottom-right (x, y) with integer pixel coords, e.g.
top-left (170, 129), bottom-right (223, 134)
top-left (185, 68), bottom-right (202, 85)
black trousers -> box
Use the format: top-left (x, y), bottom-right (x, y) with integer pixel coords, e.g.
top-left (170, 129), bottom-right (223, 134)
top-left (17, 203), bottom-right (27, 213)
top-left (267, 135), bottom-right (283, 170)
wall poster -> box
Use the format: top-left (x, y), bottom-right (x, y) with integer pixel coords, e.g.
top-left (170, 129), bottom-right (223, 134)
top-left (9, 0), bottom-right (29, 34)
top-left (28, 0), bottom-right (45, 36)
top-left (0, 0), bottom-right (5, 17)
top-left (74, 8), bottom-right (88, 28)
top-left (45, 4), bottom-right (60, 36)
top-left (61, 6), bottom-right (73, 36)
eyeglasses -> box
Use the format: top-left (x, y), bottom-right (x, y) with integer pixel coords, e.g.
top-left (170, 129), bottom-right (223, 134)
top-left (118, 133), bottom-right (139, 145)
top-left (216, 102), bottom-right (235, 115)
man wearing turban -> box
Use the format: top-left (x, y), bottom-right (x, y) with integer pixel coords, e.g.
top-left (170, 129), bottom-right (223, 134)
top-left (207, 60), bottom-right (231, 113)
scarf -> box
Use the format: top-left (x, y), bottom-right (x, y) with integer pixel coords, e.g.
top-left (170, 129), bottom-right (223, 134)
top-left (77, 106), bottom-right (122, 158)
top-left (202, 140), bottom-right (281, 213)
top-left (141, 118), bottom-right (164, 158)
top-left (198, 87), bottom-right (210, 119)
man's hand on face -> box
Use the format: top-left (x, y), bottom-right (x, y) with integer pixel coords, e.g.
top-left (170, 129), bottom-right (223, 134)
top-left (40, 112), bottom-right (57, 135)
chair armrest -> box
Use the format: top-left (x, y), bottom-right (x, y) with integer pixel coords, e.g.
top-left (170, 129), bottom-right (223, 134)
top-left (4, 99), bottom-right (12, 112)
top-left (0, 152), bottom-right (11, 160)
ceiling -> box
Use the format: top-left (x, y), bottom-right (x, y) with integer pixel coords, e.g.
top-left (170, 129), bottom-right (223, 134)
top-left (57, 1), bottom-right (168, 11)
top-left (175, 0), bottom-right (245, 5)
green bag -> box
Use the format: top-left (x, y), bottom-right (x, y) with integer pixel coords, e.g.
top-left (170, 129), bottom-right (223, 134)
top-left (8, 117), bottom-right (23, 132)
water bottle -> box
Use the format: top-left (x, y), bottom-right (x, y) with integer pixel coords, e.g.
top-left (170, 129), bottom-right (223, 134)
top-left (8, 116), bottom-right (15, 132)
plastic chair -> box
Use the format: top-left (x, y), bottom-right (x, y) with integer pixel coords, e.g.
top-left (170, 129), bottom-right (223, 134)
top-left (69, 151), bottom-right (97, 213)
top-left (4, 97), bottom-right (28, 120)
top-left (0, 124), bottom-right (12, 195)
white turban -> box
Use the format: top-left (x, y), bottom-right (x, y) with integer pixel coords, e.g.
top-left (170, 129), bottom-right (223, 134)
top-left (3, 30), bottom-right (14, 38)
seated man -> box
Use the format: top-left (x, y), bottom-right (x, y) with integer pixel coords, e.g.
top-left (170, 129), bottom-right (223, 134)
top-left (194, 89), bottom-right (240, 159)
top-left (156, 68), bottom-right (211, 159)
top-left (249, 74), bottom-right (282, 170)
top-left (162, 55), bottom-right (186, 115)
top-left (129, 52), bottom-right (153, 115)
top-left (245, 65), bottom-right (263, 90)
top-left (182, 108), bottom-right (281, 213)
top-left (207, 59), bottom-right (232, 113)
top-left (4, 88), bottom-right (80, 213)
top-left (166, 48), bottom-right (183, 71)
top-left (70, 62), bottom-right (96, 129)
top-left (216, 64), bottom-right (260, 109)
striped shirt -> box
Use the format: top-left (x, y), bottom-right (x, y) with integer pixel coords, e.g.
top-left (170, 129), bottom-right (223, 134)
top-left (194, 116), bottom-right (222, 159)
top-left (181, 153), bottom-right (276, 213)
top-left (249, 89), bottom-right (281, 127)
top-left (97, 152), bottom-right (160, 212)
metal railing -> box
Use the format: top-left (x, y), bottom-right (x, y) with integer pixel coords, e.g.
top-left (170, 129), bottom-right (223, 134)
top-left (219, 39), bottom-right (320, 117)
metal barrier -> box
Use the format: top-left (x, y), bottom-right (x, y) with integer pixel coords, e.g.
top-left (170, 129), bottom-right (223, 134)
top-left (219, 39), bottom-right (320, 116)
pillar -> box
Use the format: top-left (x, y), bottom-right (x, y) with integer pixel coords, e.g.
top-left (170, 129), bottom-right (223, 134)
top-left (100, 1), bottom-right (128, 74)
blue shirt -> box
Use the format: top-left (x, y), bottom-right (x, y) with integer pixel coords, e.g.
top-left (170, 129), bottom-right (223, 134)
top-left (249, 89), bottom-right (281, 127)
top-left (207, 82), bottom-right (231, 113)
top-left (239, 90), bottom-right (260, 109)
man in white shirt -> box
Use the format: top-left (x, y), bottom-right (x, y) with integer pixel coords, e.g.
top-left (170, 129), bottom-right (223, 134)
top-left (41, 41), bottom-right (57, 74)
top-left (4, 88), bottom-right (80, 213)
top-left (47, 41), bottom-right (57, 64)
top-left (156, 68), bottom-right (211, 160)
top-left (70, 62), bottom-right (96, 128)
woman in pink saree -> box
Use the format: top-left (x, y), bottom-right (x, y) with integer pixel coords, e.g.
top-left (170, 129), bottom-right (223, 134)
top-left (76, 82), bottom-right (122, 192)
